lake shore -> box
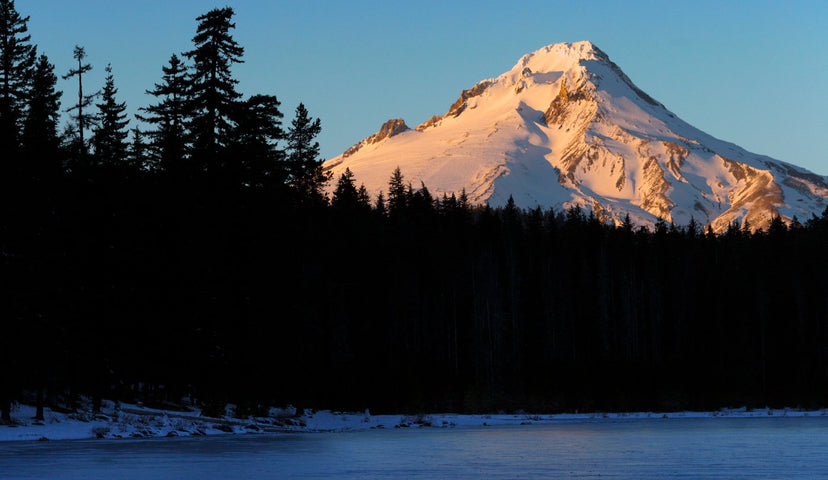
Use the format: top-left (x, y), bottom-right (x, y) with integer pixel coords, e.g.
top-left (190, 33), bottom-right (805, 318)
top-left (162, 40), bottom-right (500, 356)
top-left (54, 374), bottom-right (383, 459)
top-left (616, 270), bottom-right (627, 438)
top-left (1, 401), bottom-right (826, 443)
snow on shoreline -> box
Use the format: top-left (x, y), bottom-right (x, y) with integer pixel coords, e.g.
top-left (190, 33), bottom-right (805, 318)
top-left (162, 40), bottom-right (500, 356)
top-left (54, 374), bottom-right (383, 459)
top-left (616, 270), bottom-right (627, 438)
top-left (1, 402), bottom-right (826, 443)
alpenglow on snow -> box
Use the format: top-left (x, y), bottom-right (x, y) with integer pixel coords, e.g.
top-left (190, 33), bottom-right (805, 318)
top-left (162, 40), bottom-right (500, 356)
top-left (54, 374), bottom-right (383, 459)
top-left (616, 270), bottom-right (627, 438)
top-left (323, 41), bottom-right (827, 231)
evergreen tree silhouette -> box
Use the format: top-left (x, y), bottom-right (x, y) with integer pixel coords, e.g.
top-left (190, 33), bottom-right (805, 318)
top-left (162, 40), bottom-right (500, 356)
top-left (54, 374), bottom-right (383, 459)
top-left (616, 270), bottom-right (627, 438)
top-left (387, 166), bottom-right (407, 216)
top-left (62, 45), bottom-right (96, 166)
top-left (21, 54), bottom-right (62, 181)
top-left (410, 181), bottom-right (435, 217)
top-left (91, 64), bottom-right (129, 170)
top-left (331, 167), bottom-right (363, 211)
top-left (183, 7), bottom-right (244, 171)
top-left (231, 94), bottom-right (285, 188)
top-left (286, 102), bottom-right (327, 202)
top-left (0, 1), bottom-right (37, 423)
top-left (458, 188), bottom-right (470, 212)
top-left (357, 184), bottom-right (371, 208)
top-left (374, 190), bottom-right (387, 217)
top-left (127, 126), bottom-right (148, 173)
top-left (138, 54), bottom-right (189, 178)
top-left (0, 0), bottom-right (35, 163)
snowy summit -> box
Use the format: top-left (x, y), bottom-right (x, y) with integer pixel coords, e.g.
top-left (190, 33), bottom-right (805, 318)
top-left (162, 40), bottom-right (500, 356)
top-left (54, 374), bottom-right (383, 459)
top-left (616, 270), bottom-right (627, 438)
top-left (323, 41), bottom-right (828, 231)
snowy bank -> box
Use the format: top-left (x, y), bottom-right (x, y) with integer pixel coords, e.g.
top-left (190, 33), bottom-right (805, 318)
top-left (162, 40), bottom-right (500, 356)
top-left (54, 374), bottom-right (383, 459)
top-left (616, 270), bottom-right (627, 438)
top-left (1, 402), bottom-right (826, 443)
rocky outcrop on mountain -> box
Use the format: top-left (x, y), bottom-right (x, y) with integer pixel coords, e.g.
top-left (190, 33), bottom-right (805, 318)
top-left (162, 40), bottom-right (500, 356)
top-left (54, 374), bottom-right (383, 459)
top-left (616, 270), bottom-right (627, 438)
top-left (446, 80), bottom-right (493, 118)
top-left (414, 80), bottom-right (494, 132)
top-left (544, 80), bottom-right (591, 126)
top-left (342, 118), bottom-right (410, 158)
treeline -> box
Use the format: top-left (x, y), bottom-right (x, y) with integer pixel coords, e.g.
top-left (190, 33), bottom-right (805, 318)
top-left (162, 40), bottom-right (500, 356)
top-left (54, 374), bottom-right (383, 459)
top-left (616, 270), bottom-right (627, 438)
top-left (1, 1), bottom-right (827, 421)
top-left (303, 182), bottom-right (828, 414)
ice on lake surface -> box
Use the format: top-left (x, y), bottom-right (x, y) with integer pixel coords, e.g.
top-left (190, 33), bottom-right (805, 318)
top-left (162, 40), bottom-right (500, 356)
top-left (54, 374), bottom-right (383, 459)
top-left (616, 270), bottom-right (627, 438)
top-left (2, 417), bottom-right (827, 479)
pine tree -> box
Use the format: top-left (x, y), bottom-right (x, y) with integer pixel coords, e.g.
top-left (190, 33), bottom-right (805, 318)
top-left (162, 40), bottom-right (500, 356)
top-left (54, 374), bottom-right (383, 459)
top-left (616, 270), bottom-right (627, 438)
top-left (767, 214), bottom-right (787, 236)
top-left (374, 191), bottom-right (387, 217)
top-left (138, 54), bottom-right (189, 177)
top-left (457, 188), bottom-right (470, 211)
top-left (621, 213), bottom-right (634, 234)
top-left (357, 184), bottom-right (370, 208)
top-left (286, 102), bottom-right (328, 202)
top-left (183, 7), bottom-right (244, 167)
top-left (21, 54), bottom-right (62, 180)
top-left (91, 64), bottom-right (129, 168)
top-left (387, 166), bottom-right (407, 216)
top-left (0, 0), bottom-right (36, 162)
top-left (409, 181), bottom-right (436, 220)
top-left (501, 195), bottom-right (522, 234)
top-left (741, 218), bottom-right (753, 236)
top-left (0, 3), bottom-right (35, 422)
top-left (331, 167), bottom-right (361, 211)
top-left (439, 192), bottom-right (455, 213)
top-left (127, 126), bottom-right (148, 173)
top-left (705, 224), bottom-right (715, 239)
top-left (653, 216), bottom-right (668, 236)
top-left (62, 45), bottom-right (96, 161)
top-left (231, 94), bottom-right (285, 187)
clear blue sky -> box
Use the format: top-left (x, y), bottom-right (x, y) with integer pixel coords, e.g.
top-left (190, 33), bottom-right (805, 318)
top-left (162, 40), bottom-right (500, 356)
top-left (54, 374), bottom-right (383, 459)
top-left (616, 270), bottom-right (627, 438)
top-left (21, 0), bottom-right (828, 175)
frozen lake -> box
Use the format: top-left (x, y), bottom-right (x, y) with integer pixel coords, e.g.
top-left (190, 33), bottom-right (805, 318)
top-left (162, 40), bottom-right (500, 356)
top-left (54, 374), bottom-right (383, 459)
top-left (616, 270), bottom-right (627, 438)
top-left (2, 417), bottom-right (827, 479)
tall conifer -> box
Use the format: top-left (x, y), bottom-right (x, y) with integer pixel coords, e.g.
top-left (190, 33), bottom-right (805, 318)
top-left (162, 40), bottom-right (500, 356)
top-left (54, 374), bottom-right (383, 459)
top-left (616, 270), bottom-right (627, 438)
top-left (21, 54), bottom-right (61, 180)
top-left (286, 103), bottom-right (327, 202)
top-left (387, 167), bottom-right (407, 216)
top-left (232, 94), bottom-right (285, 187)
top-left (0, 0), bottom-right (35, 161)
top-left (331, 167), bottom-right (360, 211)
top-left (183, 7), bottom-right (244, 168)
top-left (62, 45), bottom-right (96, 161)
top-left (138, 54), bottom-right (189, 177)
top-left (91, 64), bottom-right (129, 168)
top-left (127, 126), bottom-right (148, 173)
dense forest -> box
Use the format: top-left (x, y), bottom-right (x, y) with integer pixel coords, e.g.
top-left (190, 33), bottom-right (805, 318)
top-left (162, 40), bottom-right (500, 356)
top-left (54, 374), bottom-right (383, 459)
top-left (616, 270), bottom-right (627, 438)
top-left (1, 2), bottom-right (826, 422)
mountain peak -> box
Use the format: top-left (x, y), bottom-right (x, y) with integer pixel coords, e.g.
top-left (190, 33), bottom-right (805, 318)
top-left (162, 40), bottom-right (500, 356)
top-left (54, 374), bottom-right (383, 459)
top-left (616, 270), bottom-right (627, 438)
top-left (513, 41), bottom-right (604, 71)
top-left (536, 40), bottom-right (601, 59)
top-left (325, 43), bottom-right (828, 231)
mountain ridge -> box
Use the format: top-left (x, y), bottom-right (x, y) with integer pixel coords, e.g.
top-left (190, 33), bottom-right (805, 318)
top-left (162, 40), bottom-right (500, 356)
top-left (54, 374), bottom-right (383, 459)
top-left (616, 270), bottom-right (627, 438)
top-left (323, 41), bottom-right (827, 231)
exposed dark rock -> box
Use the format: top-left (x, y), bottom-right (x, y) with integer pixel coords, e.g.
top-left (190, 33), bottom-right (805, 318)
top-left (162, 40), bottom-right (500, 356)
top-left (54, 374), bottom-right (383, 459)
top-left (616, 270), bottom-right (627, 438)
top-left (341, 143), bottom-right (361, 158)
top-left (544, 80), bottom-right (589, 125)
top-left (446, 80), bottom-right (493, 117)
top-left (777, 164), bottom-right (828, 188)
top-left (370, 118), bottom-right (410, 143)
top-left (342, 118), bottom-right (410, 157)
top-left (639, 156), bottom-right (675, 220)
top-left (663, 141), bottom-right (688, 179)
top-left (415, 115), bottom-right (442, 131)
top-left (722, 156), bottom-right (748, 181)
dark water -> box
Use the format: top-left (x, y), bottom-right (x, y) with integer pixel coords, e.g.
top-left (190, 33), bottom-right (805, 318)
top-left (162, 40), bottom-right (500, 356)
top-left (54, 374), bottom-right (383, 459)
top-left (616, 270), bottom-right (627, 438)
top-left (1, 417), bottom-right (827, 479)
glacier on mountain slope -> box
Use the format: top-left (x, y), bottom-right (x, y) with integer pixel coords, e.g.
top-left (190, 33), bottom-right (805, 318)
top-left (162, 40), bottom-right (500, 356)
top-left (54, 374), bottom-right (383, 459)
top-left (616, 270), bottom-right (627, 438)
top-left (323, 41), bottom-right (827, 231)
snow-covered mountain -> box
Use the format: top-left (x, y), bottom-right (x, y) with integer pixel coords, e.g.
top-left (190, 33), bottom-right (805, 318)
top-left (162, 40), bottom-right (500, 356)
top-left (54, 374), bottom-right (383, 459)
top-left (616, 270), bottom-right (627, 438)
top-left (323, 41), bottom-right (827, 231)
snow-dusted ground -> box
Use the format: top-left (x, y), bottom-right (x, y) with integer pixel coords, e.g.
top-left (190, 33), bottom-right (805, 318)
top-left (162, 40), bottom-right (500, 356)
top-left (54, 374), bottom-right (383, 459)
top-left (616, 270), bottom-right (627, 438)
top-left (1, 401), bottom-right (825, 443)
